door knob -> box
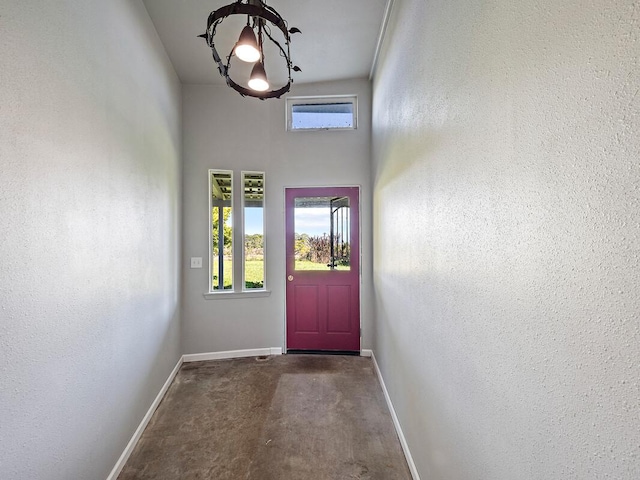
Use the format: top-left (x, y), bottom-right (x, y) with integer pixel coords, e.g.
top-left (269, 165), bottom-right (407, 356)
top-left (288, 275), bottom-right (294, 281)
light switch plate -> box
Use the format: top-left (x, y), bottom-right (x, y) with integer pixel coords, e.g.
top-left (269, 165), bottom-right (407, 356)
top-left (190, 257), bottom-right (203, 269)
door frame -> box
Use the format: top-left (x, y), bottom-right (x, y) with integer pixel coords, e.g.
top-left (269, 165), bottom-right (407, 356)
top-left (282, 185), bottom-right (362, 353)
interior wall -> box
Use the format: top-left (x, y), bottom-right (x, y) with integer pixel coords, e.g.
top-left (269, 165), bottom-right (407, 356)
top-left (181, 79), bottom-right (372, 354)
top-left (372, 0), bottom-right (639, 478)
top-left (0, 2), bottom-right (182, 479)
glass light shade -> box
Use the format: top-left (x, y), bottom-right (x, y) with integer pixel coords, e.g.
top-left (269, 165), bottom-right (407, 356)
top-left (234, 26), bottom-right (260, 63)
top-left (248, 62), bottom-right (269, 92)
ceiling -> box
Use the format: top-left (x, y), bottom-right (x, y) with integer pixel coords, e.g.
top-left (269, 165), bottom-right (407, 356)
top-left (142, 0), bottom-right (389, 87)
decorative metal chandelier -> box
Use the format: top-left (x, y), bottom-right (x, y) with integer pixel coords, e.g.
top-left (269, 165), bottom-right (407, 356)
top-left (199, 0), bottom-right (301, 99)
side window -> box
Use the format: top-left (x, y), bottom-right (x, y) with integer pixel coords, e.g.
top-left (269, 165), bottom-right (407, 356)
top-left (243, 172), bottom-right (265, 290)
top-left (208, 169), bottom-right (266, 293)
top-left (209, 170), bottom-right (233, 291)
top-left (286, 95), bottom-right (357, 131)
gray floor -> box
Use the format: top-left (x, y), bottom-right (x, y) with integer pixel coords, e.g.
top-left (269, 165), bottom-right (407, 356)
top-left (118, 354), bottom-right (412, 480)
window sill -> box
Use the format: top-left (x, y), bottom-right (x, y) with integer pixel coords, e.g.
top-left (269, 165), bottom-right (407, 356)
top-left (203, 290), bottom-right (271, 300)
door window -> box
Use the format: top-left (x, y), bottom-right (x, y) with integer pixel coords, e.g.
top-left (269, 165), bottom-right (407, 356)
top-left (293, 196), bottom-right (351, 271)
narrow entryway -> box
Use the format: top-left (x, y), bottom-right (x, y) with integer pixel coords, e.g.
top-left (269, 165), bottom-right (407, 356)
top-left (118, 355), bottom-right (411, 479)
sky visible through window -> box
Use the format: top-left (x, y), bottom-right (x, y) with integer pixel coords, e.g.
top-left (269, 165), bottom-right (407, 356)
top-left (245, 207), bottom-right (331, 236)
top-left (292, 113), bottom-right (353, 129)
top-left (245, 207), bottom-right (263, 235)
top-left (295, 207), bottom-right (332, 236)
top-left (291, 102), bottom-right (354, 130)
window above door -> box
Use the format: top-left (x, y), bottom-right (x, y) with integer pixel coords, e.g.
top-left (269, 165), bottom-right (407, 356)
top-left (286, 95), bottom-right (358, 131)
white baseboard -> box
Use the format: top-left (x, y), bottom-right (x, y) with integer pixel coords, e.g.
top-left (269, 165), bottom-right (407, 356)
top-left (360, 349), bottom-right (373, 357)
top-left (107, 347), bottom-right (283, 479)
top-left (182, 347), bottom-right (283, 363)
top-left (370, 352), bottom-right (421, 480)
top-left (106, 356), bottom-right (183, 480)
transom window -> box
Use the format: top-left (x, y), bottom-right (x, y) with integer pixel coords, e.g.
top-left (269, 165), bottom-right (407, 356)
top-left (286, 95), bottom-right (357, 131)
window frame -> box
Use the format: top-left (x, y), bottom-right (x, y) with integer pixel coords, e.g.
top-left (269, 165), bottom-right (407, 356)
top-left (242, 171), bottom-right (266, 292)
top-left (205, 169), bottom-right (271, 299)
top-left (208, 169), bottom-right (234, 293)
top-left (285, 95), bottom-right (358, 132)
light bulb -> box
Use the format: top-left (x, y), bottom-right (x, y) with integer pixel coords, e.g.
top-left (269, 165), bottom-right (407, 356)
top-left (248, 78), bottom-right (269, 91)
top-left (234, 26), bottom-right (260, 63)
top-left (248, 62), bottom-right (269, 92)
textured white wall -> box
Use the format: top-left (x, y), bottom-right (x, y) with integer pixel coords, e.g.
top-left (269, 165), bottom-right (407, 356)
top-left (0, 2), bottom-right (182, 479)
top-left (181, 79), bottom-right (372, 354)
top-left (372, 0), bottom-right (639, 478)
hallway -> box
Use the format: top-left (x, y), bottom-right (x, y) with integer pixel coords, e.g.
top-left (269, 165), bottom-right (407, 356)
top-left (2, 0), bottom-right (639, 478)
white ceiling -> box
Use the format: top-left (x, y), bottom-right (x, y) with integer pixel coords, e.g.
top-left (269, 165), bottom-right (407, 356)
top-left (142, 0), bottom-right (389, 87)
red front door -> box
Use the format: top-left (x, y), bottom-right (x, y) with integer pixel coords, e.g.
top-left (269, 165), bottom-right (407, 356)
top-left (285, 187), bottom-right (360, 352)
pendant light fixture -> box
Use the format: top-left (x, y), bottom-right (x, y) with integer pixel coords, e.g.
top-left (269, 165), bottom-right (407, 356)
top-left (199, 0), bottom-right (301, 99)
top-left (248, 61), bottom-right (269, 91)
top-left (234, 25), bottom-right (260, 63)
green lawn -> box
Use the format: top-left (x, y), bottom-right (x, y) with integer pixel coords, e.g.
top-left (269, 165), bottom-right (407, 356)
top-left (212, 259), bottom-right (264, 289)
top-left (295, 260), bottom-right (350, 271)
top-left (244, 259), bottom-right (265, 288)
top-left (212, 258), bottom-right (349, 290)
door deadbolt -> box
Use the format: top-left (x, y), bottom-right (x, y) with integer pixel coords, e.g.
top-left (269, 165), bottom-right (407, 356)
top-left (288, 275), bottom-right (294, 281)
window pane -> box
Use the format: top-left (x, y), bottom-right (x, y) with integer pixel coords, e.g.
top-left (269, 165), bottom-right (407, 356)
top-left (244, 172), bottom-right (264, 289)
top-left (294, 196), bottom-right (350, 271)
top-left (291, 102), bottom-right (354, 130)
top-left (210, 170), bottom-right (233, 290)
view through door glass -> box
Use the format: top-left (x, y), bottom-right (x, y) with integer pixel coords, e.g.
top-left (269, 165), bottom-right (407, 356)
top-left (294, 196), bottom-right (351, 271)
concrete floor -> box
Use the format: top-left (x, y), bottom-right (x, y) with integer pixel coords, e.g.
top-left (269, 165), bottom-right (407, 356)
top-left (118, 354), bottom-right (412, 480)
